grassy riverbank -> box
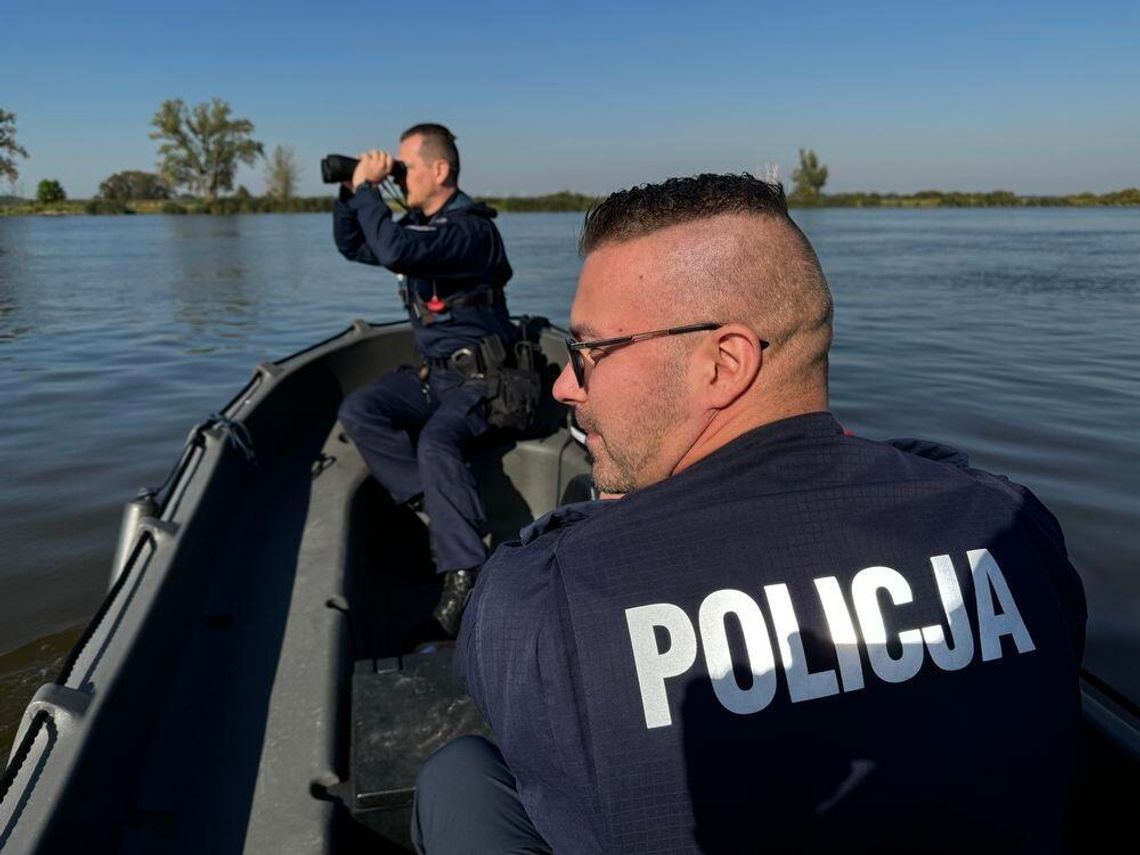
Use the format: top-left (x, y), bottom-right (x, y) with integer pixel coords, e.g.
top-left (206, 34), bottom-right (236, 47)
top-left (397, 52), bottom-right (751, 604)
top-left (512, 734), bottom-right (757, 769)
top-left (804, 188), bottom-right (1140, 208)
top-left (0, 196), bottom-right (338, 216)
top-left (2, 187), bottom-right (1138, 216)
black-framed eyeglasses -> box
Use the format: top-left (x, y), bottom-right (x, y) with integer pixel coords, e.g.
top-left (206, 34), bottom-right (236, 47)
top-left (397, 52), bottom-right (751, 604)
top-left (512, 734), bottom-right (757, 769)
top-left (564, 322), bottom-right (732, 387)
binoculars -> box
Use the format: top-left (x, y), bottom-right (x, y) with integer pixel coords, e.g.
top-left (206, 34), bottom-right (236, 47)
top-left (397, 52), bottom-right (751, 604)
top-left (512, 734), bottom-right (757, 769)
top-left (321, 154), bottom-right (407, 185)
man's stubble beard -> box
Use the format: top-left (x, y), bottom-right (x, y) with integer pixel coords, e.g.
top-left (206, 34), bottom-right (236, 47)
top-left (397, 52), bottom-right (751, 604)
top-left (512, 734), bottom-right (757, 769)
top-left (590, 434), bottom-right (645, 495)
top-left (586, 357), bottom-right (689, 495)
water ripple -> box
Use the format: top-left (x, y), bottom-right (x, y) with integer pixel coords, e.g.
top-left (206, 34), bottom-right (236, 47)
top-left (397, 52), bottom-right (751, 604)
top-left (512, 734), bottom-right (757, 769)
top-left (0, 209), bottom-right (1137, 701)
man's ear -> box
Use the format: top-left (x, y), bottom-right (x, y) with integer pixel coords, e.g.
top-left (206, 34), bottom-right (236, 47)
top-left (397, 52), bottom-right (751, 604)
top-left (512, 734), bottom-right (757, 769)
top-left (701, 324), bottom-right (763, 408)
top-left (434, 159), bottom-right (452, 186)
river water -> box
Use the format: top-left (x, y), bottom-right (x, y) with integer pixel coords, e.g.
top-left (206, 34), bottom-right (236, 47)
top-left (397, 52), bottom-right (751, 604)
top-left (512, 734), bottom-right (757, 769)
top-left (1, 209), bottom-right (1137, 755)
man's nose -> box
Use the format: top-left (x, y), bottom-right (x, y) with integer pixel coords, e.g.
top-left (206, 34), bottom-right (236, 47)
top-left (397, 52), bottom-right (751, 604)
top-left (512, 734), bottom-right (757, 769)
top-left (553, 360), bottom-right (585, 404)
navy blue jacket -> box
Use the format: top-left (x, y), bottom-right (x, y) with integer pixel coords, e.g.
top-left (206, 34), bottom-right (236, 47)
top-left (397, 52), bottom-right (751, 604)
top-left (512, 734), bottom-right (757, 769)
top-left (458, 413), bottom-right (1086, 853)
top-left (333, 186), bottom-right (515, 359)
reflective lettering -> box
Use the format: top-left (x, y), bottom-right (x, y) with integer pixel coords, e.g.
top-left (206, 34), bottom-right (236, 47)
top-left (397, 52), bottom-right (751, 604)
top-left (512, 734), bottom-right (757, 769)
top-left (814, 576), bottom-right (865, 692)
top-left (622, 547), bottom-right (1033, 729)
top-left (921, 554), bottom-right (975, 671)
top-left (697, 589), bottom-right (778, 714)
top-left (764, 584), bottom-right (839, 702)
top-left (969, 548), bottom-right (1035, 661)
top-left (625, 603), bottom-right (698, 729)
top-left (851, 566), bottom-right (924, 684)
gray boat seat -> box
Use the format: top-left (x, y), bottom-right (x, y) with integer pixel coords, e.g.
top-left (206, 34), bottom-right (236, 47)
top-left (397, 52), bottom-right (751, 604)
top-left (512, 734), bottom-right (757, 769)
top-left (324, 649), bottom-right (492, 850)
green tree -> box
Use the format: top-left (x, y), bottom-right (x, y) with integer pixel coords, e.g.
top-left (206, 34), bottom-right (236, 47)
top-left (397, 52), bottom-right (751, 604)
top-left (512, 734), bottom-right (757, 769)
top-left (1, 109), bottom-right (30, 188)
top-left (149, 98), bottom-right (263, 201)
top-left (98, 170), bottom-right (170, 201)
top-left (790, 148), bottom-right (828, 204)
top-left (264, 144), bottom-right (299, 200)
top-left (37, 179), bottom-right (66, 203)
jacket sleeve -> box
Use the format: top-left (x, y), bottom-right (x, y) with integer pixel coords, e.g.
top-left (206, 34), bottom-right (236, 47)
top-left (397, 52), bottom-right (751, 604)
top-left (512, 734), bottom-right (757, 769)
top-left (342, 187), bottom-right (498, 277)
top-left (458, 503), bottom-right (615, 710)
top-left (333, 185), bottom-right (381, 266)
top-left (1017, 485), bottom-right (1088, 664)
top-left (456, 540), bottom-right (558, 725)
top-left (972, 468), bottom-right (1088, 664)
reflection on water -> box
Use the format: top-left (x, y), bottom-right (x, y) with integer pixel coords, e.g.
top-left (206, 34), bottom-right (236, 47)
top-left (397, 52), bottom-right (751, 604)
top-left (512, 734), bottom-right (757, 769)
top-left (168, 217), bottom-right (260, 335)
top-left (0, 209), bottom-right (1137, 710)
top-left (0, 219), bottom-right (36, 346)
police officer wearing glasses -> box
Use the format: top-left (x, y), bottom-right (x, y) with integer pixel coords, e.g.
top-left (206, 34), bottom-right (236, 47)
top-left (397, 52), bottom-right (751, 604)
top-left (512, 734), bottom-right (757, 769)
top-left (333, 123), bottom-right (516, 637)
top-left (410, 174), bottom-right (1087, 853)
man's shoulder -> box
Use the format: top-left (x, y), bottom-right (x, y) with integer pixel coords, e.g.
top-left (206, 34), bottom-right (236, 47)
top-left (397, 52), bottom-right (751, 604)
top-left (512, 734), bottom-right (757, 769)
top-left (557, 429), bottom-right (1053, 545)
top-left (432, 191), bottom-right (498, 224)
top-left (482, 500), bottom-right (614, 575)
top-left (876, 435), bottom-right (1059, 520)
top-left (518, 500), bottom-right (614, 545)
top-left (501, 426), bottom-right (1065, 572)
top-left (449, 201), bottom-right (500, 221)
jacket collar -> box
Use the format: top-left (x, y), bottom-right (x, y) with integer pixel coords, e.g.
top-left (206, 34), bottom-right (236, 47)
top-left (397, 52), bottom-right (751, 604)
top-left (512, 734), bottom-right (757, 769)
top-left (630, 412), bottom-right (845, 499)
top-left (426, 188), bottom-right (470, 222)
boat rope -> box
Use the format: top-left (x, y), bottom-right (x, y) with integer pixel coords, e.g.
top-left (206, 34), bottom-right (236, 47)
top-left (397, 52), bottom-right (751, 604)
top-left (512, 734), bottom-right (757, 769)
top-left (55, 530), bottom-right (155, 687)
top-left (0, 710), bottom-right (51, 811)
top-left (139, 441), bottom-right (201, 505)
top-left (204, 413), bottom-right (257, 466)
top-left (135, 412), bottom-right (256, 509)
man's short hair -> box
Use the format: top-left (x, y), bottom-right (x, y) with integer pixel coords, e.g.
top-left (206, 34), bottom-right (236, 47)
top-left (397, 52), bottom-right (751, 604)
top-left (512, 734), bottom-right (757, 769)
top-left (401, 123), bottom-right (460, 183)
top-left (579, 173), bottom-right (792, 255)
top-left (579, 173), bottom-right (834, 377)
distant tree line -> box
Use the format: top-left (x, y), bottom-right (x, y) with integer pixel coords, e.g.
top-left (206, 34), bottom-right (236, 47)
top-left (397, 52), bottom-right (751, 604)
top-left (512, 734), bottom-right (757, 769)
top-left (783, 149), bottom-right (1140, 207)
top-left (3, 109), bottom-right (1138, 215)
top-left (155, 193), bottom-right (334, 215)
top-left (807, 188), bottom-right (1140, 208)
top-left (7, 185), bottom-right (1139, 217)
top-left (71, 194), bottom-right (336, 216)
top-left (475, 191), bottom-right (599, 212)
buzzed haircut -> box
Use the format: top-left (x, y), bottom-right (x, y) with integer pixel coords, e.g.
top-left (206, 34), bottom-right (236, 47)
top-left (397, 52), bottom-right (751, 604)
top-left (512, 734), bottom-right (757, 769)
top-left (581, 173), bottom-right (835, 384)
top-left (580, 173), bottom-right (792, 255)
top-left (401, 123), bottom-right (460, 183)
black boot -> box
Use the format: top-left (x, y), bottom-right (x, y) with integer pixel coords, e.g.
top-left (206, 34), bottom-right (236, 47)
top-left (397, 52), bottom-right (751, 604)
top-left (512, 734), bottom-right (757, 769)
top-left (433, 568), bottom-right (478, 638)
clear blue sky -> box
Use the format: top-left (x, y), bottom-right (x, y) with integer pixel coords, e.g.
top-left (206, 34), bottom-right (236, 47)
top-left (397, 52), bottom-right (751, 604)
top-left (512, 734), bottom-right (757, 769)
top-left (3, 0), bottom-right (1138, 198)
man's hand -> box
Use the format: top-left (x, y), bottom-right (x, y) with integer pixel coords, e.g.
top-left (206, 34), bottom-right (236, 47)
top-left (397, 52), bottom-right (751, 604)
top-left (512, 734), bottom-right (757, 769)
top-left (351, 149), bottom-right (395, 190)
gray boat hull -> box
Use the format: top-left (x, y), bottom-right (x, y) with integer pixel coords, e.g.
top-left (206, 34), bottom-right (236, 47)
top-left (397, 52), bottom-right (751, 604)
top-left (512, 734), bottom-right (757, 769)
top-left (1, 319), bottom-right (589, 853)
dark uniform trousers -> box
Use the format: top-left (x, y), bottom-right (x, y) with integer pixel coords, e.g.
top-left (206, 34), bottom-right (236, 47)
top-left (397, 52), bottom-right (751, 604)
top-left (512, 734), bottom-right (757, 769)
top-left (338, 366), bottom-right (490, 573)
top-left (411, 736), bottom-right (551, 855)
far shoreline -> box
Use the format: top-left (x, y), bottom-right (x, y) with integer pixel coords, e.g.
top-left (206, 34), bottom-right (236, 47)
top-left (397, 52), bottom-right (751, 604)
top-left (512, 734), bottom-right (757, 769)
top-left (2, 187), bottom-right (1139, 217)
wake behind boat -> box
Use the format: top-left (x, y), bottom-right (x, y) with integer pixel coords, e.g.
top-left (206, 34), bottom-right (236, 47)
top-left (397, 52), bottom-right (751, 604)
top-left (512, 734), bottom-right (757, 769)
top-left (0, 319), bottom-right (1136, 853)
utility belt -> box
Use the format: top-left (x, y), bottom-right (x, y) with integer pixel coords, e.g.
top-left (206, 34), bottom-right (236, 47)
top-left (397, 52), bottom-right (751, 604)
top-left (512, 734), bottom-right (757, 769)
top-left (400, 283), bottom-right (506, 326)
top-left (422, 347), bottom-right (485, 378)
top-left (419, 323), bottom-right (548, 433)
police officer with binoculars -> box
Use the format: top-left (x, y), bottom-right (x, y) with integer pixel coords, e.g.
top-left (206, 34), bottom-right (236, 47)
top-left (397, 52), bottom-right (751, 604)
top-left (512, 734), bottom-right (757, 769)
top-left (331, 123), bottom-right (517, 637)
